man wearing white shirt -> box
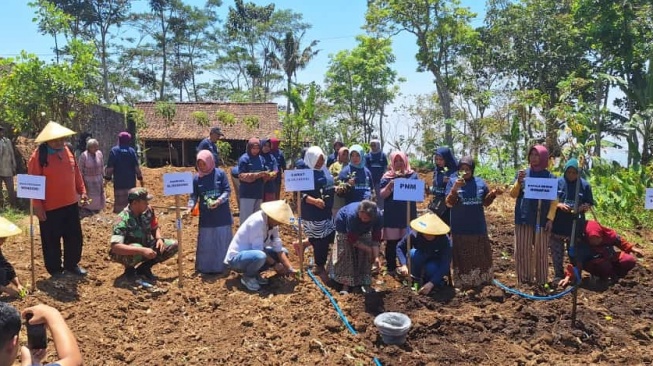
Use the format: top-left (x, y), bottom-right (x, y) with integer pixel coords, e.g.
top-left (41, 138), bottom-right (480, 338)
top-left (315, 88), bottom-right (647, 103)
top-left (224, 200), bottom-right (296, 291)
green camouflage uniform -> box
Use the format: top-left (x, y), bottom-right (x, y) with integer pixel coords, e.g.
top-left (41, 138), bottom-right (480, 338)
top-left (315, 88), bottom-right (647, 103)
top-left (110, 206), bottom-right (178, 267)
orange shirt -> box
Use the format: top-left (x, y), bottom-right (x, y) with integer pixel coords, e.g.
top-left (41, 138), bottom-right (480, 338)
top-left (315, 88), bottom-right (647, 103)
top-left (27, 147), bottom-right (86, 211)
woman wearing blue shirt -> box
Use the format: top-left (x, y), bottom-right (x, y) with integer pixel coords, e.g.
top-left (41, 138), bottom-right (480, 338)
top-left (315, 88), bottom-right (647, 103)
top-left (188, 151), bottom-right (232, 274)
top-left (445, 156), bottom-right (499, 289)
top-left (337, 145), bottom-right (373, 204)
top-left (427, 147), bottom-right (457, 224)
top-left (238, 138), bottom-right (267, 222)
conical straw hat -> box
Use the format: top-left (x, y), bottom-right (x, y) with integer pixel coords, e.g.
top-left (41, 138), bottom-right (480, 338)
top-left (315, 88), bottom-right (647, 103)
top-left (410, 212), bottom-right (450, 236)
top-left (260, 200), bottom-right (294, 225)
top-left (34, 121), bottom-right (76, 143)
top-left (0, 216), bottom-right (22, 237)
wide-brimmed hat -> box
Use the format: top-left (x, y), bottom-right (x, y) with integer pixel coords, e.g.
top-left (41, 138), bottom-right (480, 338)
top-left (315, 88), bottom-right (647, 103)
top-left (0, 217), bottom-right (22, 237)
top-left (35, 122), bottom-right (76, 143)
top-left (260, 200), bottom-right (294, 225)
top-left (410, 212), bottom-right (450, 236)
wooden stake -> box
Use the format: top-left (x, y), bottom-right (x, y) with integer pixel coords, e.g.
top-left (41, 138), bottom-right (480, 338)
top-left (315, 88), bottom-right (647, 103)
top-left (297, 191), bottom-right (304, 279)
top-left (175, 195), bottom-right (183, 287)
top-left (406, 203), bottom-right (412, 278)
top-left (532, 199), bottom-right (542, 284)
top-left (29, 201), bottom-right (35, 293)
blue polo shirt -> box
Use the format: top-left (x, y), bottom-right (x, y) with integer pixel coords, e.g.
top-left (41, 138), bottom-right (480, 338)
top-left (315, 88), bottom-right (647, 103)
top-left (237, 152), bottom-right (265, 199)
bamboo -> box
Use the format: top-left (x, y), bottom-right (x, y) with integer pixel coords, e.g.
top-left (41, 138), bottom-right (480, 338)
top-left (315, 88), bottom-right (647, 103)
top-left (30, 201), bottom-right (35, 293)
top-left (569, 166), bottom-right (583, 327)
top-left (297, 191), bottom-right (304, 279)
top-left (406, 203), bottom-right (412, 279)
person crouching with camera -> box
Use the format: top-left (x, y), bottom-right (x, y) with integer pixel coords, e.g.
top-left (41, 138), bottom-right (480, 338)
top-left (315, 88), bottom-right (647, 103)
top-left (0, 303), bottom-right (82, 366)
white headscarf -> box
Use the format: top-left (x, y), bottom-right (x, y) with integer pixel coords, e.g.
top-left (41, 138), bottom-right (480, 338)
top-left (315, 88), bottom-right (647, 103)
top-left (305, 146), bottom-right (325, 170)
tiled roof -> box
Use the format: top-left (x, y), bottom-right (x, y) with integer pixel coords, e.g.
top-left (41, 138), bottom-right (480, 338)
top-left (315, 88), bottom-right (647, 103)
top-left (135, 101), bottom-right (281, 141)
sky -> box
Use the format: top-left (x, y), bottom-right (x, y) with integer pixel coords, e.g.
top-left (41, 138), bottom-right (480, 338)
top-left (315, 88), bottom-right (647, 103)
top-left (0, 0), bottom-right (627, 164)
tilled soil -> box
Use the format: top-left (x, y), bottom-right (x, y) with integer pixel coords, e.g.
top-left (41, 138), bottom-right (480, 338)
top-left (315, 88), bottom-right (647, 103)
top-left (4, 166), bottom-right (653, 365)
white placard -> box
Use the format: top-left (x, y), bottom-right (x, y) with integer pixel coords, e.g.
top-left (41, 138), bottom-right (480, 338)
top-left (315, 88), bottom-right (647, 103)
top-left (17, 174), bottom-right (45, 200)
top-left (284, 169), bottom-right (314, 192)
top-left (523, 177), bottom-right (558, 200)
top-left (646, 188), bottom-right (653, 210)
top-left (163, 172), bottom-right (194, 196)
top-left (393, 178), bottom-right (425, 202)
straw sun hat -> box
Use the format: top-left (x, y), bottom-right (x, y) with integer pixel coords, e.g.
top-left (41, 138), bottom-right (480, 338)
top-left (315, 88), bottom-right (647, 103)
top-left (410, 212), bottom-right (450, 236)
top-left (260, 200), bottom-right (294, 225)
top-left (35, 121), bottom-right (77, 143)
top-left (0, 217), bottom-right (22, 238)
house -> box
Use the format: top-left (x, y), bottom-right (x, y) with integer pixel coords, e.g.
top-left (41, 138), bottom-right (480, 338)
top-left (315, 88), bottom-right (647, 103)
top-left (135, 102), bottom-right (281, 167)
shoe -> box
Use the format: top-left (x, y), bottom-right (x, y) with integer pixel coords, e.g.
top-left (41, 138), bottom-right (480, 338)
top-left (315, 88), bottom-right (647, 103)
top-left (123, 267), bottom-right (137, 279)
top-left (136, 266), bottom-right (157, 282)
top-left (255, 274), bottom-right (269, 285)
top-left (240, 276), bottom-right (261, 291)
top-left (65, 266), bottom-right (88, 276)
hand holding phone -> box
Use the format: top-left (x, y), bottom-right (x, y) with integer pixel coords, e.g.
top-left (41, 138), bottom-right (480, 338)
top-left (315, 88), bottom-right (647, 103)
top-left (25, 313), bottom-right (47, 350)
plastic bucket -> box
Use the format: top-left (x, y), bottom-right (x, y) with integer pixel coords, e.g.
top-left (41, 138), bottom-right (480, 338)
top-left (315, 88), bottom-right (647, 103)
top-left (374, 312), bottom-right (412, 345)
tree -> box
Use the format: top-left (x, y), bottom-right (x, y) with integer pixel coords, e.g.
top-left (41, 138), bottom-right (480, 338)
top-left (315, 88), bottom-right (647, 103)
top-left (154, 101), bottom-right (176, 165)
top-left (0, 40), bottom-right (99, 135)
top-left (269, 31), bottom-right (319, 115)
top-left (324, 35), bottom-right (401, 145)
top-left (29, 0), bottom-right (73, 64)
top-left (366, 0), bottom-right (477, 147)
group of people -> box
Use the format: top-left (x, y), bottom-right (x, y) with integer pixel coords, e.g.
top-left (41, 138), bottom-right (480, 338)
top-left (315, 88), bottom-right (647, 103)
top-left (0, 121), bottom-right (645, 299)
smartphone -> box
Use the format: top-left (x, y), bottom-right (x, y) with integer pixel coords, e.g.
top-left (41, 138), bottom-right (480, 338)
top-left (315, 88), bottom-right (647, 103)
top-left (25, 314), bottom-right (47, 349)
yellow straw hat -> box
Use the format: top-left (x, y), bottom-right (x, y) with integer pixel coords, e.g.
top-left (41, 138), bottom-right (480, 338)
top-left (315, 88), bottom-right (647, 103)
top-left (34, 121), bottom-right (76, 143)
top-left (0, 216), bottom-right (22, 237)
top-left (260, 200), bottom-right (294, 225)
top-left (410, 212), bottom-right (450, 236)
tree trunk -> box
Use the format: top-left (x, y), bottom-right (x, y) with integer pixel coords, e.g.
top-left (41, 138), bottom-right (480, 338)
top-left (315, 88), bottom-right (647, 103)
top-left (432, 68), bottom-right (454, 148)
top-left (593, 79), bottom-right (604, 157)
top-left (100, 31), bottom-right (110, 103)
top-left (378, 103), bottom-right (385, 149)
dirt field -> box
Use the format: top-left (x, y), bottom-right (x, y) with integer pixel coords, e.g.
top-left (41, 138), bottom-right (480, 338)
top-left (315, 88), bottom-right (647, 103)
top-left (4, 166), bottom-right (653, 365)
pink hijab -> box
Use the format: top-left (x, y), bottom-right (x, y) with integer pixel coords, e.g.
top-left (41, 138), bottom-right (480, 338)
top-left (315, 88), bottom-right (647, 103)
top-left (382, 151), bottom-right (413, 179)
top-left (529, 145), bottom-right (549, 172)
top-left (196, 150), bottom-right (215, 178)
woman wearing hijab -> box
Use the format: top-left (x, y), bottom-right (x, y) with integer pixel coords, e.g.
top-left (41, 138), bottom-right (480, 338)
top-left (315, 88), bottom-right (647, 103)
top-left (445, 156), bottom-right (499, 288)
top-left (329, 146), bottom-right (350, 218)
top-left (238, 138), bottom-right (267, 222)
top-left (378, 151), bottom-right (418, 273)
top-left (509, 145), bottom-right (558, 285)
top-left (269, 137), bottom-right (286, 200)
top-left (330, 200), bottom-right (382, 294)
top-left (427, 147), bottom-right (458, 224)
top-left (558, 220), bottom-right (643, 287)
top-left (296, 146), bottom-right (336, 282)
top-left (188, 151), bottom-right (233, 274)
top-left (365, 139), bottom-right (388, 210)
top-left (105, 132), bottom-right (143, 213)
top-left (337, 145), bottom-right (373, 205)
top-left (396, 213), bottom-right (452, 295)
top-left (549, 158), bottom-right (594, 282)
top-left (77, 138), bottom-right (106, 216)
top-left (260, 139), bottom-right (279, 202)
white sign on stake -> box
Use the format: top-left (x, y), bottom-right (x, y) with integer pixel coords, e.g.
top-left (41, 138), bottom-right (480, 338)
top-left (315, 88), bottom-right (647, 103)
top-left (163, 172), bottom-right (194, 196)
top-left (523, 177), bottom-right (558, 200)
top-left (284, 169), bottom-right (315, 192)
top-left (393, 178), bottom-right (425, 202)
top-left (645, 188), bottom-right (653, 210)
top-left (17, 174), bottom-right (45, 200)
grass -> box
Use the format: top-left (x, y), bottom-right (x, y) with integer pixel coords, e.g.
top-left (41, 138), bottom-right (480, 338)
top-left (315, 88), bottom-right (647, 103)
top-left (0, 203), bottom-right (29, 228)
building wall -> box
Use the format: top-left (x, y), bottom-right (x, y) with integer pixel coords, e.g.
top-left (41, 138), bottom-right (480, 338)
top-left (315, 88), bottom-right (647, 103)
top-left (77, 105), bottom-right (129, 161)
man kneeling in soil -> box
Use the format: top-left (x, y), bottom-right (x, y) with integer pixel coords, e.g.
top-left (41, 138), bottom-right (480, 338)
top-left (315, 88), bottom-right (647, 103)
top-left (109, 188), bottom-right (178, 282)
top-left (224, 200), bottom-right (296, 291)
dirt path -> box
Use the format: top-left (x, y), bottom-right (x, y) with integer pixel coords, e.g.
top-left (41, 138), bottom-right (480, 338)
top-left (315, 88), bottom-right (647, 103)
top-left (4, 167), bottom-right (652, 365)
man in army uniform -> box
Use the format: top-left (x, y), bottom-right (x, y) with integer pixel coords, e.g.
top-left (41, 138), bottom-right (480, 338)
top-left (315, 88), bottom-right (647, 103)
top-left (109, 187), bottom-right (178, 281)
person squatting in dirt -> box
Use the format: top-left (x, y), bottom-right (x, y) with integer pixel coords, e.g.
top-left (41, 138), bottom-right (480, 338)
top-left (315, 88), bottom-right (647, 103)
top-left (0, 302), bottom-right (83, 366)
top-left (224, 200), bottom-right (296, 292)
top-left (396, 213), bottom-right (452, 295)
top-left (329, 200), bottom-right (382, 295)
top-left (0, 217), bottom-right (26, 299)
top-left (558, 220), bottom-right (644, 287)
top-left (109, 187), bottom-right (179, 282)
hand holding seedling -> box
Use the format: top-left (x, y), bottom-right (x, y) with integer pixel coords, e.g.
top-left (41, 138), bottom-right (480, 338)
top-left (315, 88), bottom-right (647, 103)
top-left (517, 169), bottom-right (526, 183)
